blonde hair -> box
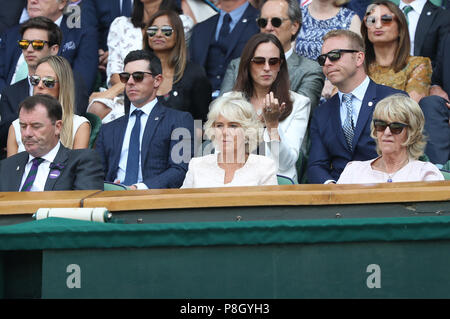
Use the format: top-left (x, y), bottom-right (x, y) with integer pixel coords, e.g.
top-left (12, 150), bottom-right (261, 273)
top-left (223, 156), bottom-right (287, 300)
top-left (370, 94), bottom-right (426, 159)
top-left (204, 92), bottom-right (263, 153)
top-left (36, 56), bottom-right (75, 148)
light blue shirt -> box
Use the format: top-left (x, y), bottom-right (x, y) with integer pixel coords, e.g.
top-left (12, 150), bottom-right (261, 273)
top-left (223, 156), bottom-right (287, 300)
top-left (214, 2), bottom-right (249, 41)
top-left (337, 76), bottom-right (370, 129)
top-left (116, 98), bottom-right (157, 189)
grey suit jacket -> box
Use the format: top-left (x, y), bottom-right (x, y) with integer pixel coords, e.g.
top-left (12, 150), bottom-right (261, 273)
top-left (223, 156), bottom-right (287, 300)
top-left (0, 144), bottom-right (104, 192)
top-left (220, 51), bottom-right (325, 109)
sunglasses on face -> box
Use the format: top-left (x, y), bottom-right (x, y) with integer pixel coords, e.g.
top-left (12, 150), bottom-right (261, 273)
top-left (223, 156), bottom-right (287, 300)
top-left (256, 17), bottom-right (289, 28)
top-left (373, 119), bottom-right (408, 134)
top-left (317, 49), bottom-right (359, 66)
top-left (18, 39), bottom-right (49, 50)
top-left (146, 26), bottom-right (174, 37)
top-left (119, 71), bottom-right (153, 83)
top-left (30, 75), bottom-right (58, 88)
top-left (251, 56), bottom-right (281, 67)
top-left (364, 14), bottom-right (396, 27)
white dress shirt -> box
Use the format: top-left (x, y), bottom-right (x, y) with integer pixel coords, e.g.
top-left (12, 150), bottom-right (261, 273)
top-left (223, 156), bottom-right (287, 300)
top-left (115, 99), bottom-right (157, 189)
top-left (337, 76), bottom-right (370, 129)
top-left (399, 0), bottom-right (427, 55)
top-left (19, 142), bottom-right (61, 192)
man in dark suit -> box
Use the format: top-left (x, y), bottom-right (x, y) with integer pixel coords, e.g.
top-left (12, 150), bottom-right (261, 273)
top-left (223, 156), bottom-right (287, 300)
top-left (220, 0), bottom-right (324, 110)
top-left (0, 17), bottom-right (89, 151)
top-left (307, 30), bottom-right (404, 184)
top-left (0, 94), bottom-right (104, 192)
top-left (418, 33), bottom-right (450, 165)
top-left (0, 0), bottom-right (26, 34)
top-left (0, 0), bottom-right (98, 93)
top-left (189, 0), bottom-right (259, 96)
top-left (81, 0), bottom-right (132, 72)
top-left (95, 50), bottom-right (194, 190)
top-left (398, 0), bottom-right (450, 66)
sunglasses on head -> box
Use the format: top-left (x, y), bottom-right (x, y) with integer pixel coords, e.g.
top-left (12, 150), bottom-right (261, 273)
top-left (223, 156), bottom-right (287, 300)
top-left (30, 75), bottom-right (58, 88)
top-left (251, 56), bottom-right (281, 67)
top-left (256, 17), bottom-right (289, 28)
top-left (317, 49), bottom-right (359, 66)
top-left (364, 14), bottom-right (396, 27)
top-left (119, 71), bottom-right (153, 83)
top-left (18, 39), bottom-right (49, 50)
top-left (373, 119), bottom-right (408, 134)
top-left (146, 26), bottom-right (174, 37)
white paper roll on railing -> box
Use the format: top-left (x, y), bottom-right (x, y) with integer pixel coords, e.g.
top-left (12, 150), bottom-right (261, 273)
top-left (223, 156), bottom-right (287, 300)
top-left (34, 207), bottom-right (111, 222)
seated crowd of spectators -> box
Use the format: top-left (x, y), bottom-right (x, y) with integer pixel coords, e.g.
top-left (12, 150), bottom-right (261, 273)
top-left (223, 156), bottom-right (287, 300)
top-left (0, 0), bottom-right (448, 192)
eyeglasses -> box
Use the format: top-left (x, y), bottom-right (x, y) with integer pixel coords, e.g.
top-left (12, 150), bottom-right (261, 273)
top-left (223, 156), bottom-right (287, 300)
top-left (364, 14), bottom-right (396, 27)
top-left (373, 119), bottom-right (408, 134)
top-left (29, 75), bottom-right (58, 88)
top-left (256, 17), bottom-right (289, 28)
top-left (317, 49), bottom-right (359, 66)
top-left (146, 26), bottom-right (174, 37)
top-left (18, 39), bottom-right (49, 50)
top-left (251, 56), bottom-right (281, 67)
top-left (119, 71), bottom-right (153, 83)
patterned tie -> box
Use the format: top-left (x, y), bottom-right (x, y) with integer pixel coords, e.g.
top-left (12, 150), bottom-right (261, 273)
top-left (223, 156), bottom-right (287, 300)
top-left (402, 5), bottom-right (413, 25)
top-left (123, 109), bottom-right (143, 185)
top-left (342, 93), bottom-right (354, 151)
top-left (21, 157), bottom-right (45, 192)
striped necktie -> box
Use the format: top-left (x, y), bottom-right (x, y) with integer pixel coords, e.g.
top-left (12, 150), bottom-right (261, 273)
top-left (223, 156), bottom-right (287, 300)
top-left (402, 5), bottom-right (413, 25)
top-left (342, 93), bottom-right (354, 151)
top-left (21, 157), bottom-right (45, 192)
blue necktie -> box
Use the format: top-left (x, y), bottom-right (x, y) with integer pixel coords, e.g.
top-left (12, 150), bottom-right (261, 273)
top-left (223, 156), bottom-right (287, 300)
top-left (121, 0), bottom-right (132, 17)
top-left (218, 13), bottom-right (231, 48)
top-left (123, 109), bottom-right (143, 185)
top-left (342, 93), bottom-right (354, 151)
top-left (21, 157), bottom-right (45, 192)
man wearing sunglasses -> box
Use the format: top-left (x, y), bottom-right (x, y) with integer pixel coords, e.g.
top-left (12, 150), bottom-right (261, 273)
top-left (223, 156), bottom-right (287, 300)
top-left (0, 94), bottom-right (104, 192)
top-left (189, 0), bottom-right (259, 96)
top-left (0, 0), bottom-right (98, 93)
top-left (95, 50), bottom-right (194, 190)
top-left (220, 0), bottom-right (324, 110)
top-left (0, 17), bottom-right (89, 157)
top-left (307, 29), bottom-right (405, 184)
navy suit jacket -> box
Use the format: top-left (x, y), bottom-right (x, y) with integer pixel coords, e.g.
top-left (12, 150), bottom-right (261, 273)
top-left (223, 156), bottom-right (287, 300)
top-left (0, 144), bottom-right (104, 191)
top-left (0, 72), bottom-right (89, 149)
top-left (95, 102), bottom-right (194, 189)
top-left (431, 32), bottom-right (450, 95)
top-left (307, 80), bottom-right (405, 184)
top-left (413, 1), bottom-right (450, 66)
top-left (81, 0), bottom-right (128, 51)
top-left (0, 15), bottom-right (98, 93)
top-left (189, 3), bottom-right (259, 72)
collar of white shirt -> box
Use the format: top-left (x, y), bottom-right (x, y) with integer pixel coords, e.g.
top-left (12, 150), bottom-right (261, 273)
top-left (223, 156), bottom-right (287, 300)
top-left (129, 98), bottom-right (158, 118)
top-left (399, 0), bottom-right (427, 15)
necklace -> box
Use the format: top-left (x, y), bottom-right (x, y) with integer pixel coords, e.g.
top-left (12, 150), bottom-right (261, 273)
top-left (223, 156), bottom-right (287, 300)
top-left (383, 157), bottom-right (409, 182)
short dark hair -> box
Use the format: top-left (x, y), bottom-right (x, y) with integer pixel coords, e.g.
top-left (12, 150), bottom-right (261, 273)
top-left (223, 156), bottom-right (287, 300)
top-left (124, 49), bottom-right (162, 76)
top-left (19, 94), bottom-right (63, 124)
top-left (19, 16), bottom-right (62, 47)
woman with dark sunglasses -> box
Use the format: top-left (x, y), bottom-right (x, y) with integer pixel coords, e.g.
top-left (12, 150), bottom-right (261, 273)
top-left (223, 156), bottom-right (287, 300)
top-left (87, 0), bottom-right (194, 123)
top-left (6, 56), bottom-right (90, 157)
top-left (229, 33), bottom-right (311, 183)
top-left (143, 10), bottom-right (212, 122)
top-left (361, 0), bottom-right (431, 103)
top-left (337, 94), bottom-right (443, 183)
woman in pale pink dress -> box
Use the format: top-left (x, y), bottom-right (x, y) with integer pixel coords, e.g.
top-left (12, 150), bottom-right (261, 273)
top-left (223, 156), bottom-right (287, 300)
top-left (337, 94), bottom-right (444, 184)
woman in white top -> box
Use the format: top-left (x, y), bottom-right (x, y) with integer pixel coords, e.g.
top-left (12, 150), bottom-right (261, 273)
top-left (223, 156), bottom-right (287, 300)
top-left (181, 93), bottom-right (278, 188)
top-left (230, 33), bottom-right (311, 183)
top-left (7, 56), bottom-right (90, 156)
top-left (337, 94), bottom-right (444, 183)
top-left (88, 0), bottom-right (194, 123)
